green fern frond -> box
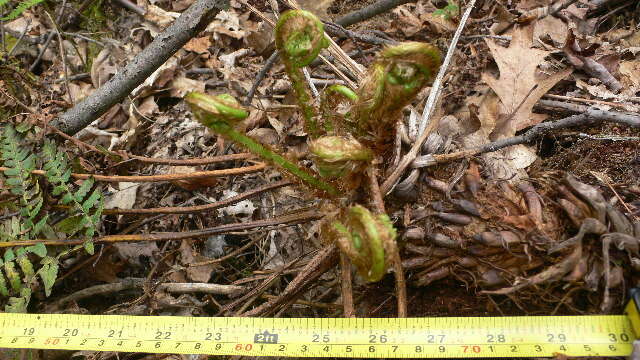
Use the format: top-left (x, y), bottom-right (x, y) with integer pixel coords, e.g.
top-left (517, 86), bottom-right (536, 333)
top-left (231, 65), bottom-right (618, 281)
top-left (1, 0), bottom-right (45, 21)
top-left (0, 123), bottom-right (104, 312)
top-left (0, 244), bottom-right (46, 312)
top-left (1, 125), bottom-right (48, 240)
top-left (42, 139), bottom-right (102, 253)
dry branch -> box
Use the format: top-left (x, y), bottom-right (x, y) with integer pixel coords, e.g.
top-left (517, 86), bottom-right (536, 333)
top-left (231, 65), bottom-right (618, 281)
top-left (335, 0), bottom-right (416, 27)
top-left (0, 163), bottom-right (265, 183)
top-left (53, 0), bottom-right (229, 135)
top-left (101, 180), bottom-right (291, 215)
top-left (412, 107), bottom-right (640, 169)
top-left (0, 210), bottom-right (323, 248)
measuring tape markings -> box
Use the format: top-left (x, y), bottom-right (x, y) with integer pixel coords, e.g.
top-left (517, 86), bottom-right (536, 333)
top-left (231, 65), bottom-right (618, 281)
top-left (0, 314), bottom-right (636, 357)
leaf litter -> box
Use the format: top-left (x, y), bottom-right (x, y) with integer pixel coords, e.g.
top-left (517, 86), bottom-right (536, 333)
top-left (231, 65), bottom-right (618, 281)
top-left (1, 0), bottom-right (639, 355)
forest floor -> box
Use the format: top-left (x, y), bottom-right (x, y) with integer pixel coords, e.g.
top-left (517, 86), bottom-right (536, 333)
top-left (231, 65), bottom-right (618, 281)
top-left (1, 0), bottom-right (639, 359)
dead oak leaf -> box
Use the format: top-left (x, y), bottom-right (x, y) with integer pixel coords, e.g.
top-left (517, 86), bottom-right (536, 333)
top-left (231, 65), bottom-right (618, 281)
top-left (482, 25), bottom-right (572, 139)
top-left (184, 36), bottom-right (211, 54)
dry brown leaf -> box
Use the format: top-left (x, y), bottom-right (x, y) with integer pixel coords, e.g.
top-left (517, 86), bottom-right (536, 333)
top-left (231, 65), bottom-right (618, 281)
top-left (297, 0), bottom-right (334, 20)
top-left (90, 47), bottom-right (118, 88)
top-left (482, 24), bottom-right (572, 138)
top-left (619, 60), bottom-right (640, 89)
top-left (533, 15), bottom-right (567, 46)
top-left (179, 241), bottom-right (217, 283)
top-left (144, 4), bottom-right (180, 28)
top-left (563, 30), bottom-right (622, 92)
top-left (170, 76), bottom-right (205, 98)
top-left (184, 36), bottom-right (212, 54)
top-left (392, 6), bottom-right (424, 37)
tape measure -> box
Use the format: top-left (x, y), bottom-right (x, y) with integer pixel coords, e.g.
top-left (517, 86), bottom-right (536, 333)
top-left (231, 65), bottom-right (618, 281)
top-left (1, 291), bottom-right (639, 358)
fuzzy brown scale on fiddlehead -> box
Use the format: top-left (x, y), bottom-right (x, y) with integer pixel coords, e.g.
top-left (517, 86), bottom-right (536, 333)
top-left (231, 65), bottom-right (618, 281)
top-left (319, 84), bottom-right (359, 134)
top-left (275, 10), bottom-right (329, 138)
top-left (351, 42), bottom-right (441, 148)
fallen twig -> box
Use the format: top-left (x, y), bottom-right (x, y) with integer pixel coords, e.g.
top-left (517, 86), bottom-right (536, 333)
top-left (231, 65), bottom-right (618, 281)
top-left (240, 244), bottom-right (339, 317)
top-left (0, 163), bottom-right (265, 183)
top-left (335, 0), bottom-right (416, 27)
top-left (53, 0), bottom-right (229, 135)
top-left (411, 108), bottom-right (640, 169)
top-left (324, 22), bottom-right (397, 46)
top-left (50, 123), bottom-right (255, 165)
top-left (0, 210), bottom-right (323, 248)
top-left (245, 52), bottom-right (279, 106)
top-left (52, 277), bottom-right (246, 307)
top-left (112, 0), bottom-right (146, 16)
top-left (101, 180), bottom-right (292, 215)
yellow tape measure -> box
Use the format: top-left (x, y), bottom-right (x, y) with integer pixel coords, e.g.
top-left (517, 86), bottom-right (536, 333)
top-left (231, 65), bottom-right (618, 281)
top-left (1, 293), bottom-right (639, 358)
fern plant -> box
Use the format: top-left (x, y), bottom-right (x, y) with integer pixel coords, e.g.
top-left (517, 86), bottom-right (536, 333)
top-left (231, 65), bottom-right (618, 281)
top-left (0, 123), bottom-right (103, 312)
top-left (186, 10), bottom-right (441, 315)
top-left (0, 0), bottom-right (45, 21)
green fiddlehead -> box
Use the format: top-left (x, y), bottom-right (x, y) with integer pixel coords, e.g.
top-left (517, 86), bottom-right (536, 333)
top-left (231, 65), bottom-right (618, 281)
top-left (186, 92), bottom-right (339, 196)
top-left (352, 42), bottom-right (441, 148)
top-left (329, 205), bottom-right (397, 282)
top-left (275, 10), bottom-right (329, 138)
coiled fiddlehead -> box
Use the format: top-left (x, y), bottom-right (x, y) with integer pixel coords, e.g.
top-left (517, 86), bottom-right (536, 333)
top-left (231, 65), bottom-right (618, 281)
top-left (329, 205), bottom-right (397, 282)
top-left (352, 42), bottom-right (441, 148)
top-left (186, 92), bottom-right (338, 196)
top-left (275, 10), bottom-right (329, 138)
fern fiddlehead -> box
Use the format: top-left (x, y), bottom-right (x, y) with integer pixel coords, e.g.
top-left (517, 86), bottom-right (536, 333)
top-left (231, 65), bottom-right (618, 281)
top-left (275, 10), bottom-right (329, 138)
top-left (352, 42), bottom-right (441, 147)
top-left (329, 205), bottom-right (397, 282)
top-left (186, 92), bottom-right (339, 196)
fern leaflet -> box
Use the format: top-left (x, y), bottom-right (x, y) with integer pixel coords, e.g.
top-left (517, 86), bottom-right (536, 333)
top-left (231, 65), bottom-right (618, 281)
top-left (1, 0), bottom-right (45, 21)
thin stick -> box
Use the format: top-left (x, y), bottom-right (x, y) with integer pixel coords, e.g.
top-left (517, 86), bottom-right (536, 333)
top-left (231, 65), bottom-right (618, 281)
top-left (244, 52), bottom-right (279, 106)
top-left (0, 163), bottom-right (266, 183)
top-left (29, 0), bottom-right (69, 72)
top-left (381, 0), bottom-right (477, 194)
top-left (336, 0), bottom-right (416, 27)
top-left (49, 122), bottom-right (255, 165)
top-left (53, 278), bottom-right (245, 306)
top-left (6, 20), bottom-right (30, 57)
top-left (99, 180), bottom-right (292, 215)
top-left (112, 0), bottom-right (146, 15)
top-left (46, 11), bottom-right (74, 105)
top-left (340, 253), bottom-right (355, 318)
top-left (411, 108), bottom-right (640, 169)
top-left (189, 236), bottom-right (263, 267)
top-left (241, 244), bottom-right (339, 317)
top-left (0, 210), bottom-right (323, 248)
